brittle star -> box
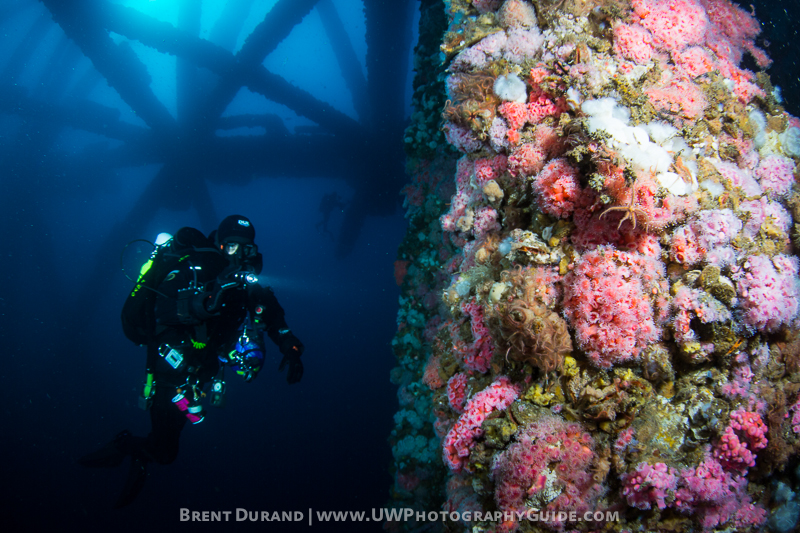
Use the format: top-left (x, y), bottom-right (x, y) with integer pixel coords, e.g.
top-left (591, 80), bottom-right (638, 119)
top-left (599, 179), bottom-right (649, 230)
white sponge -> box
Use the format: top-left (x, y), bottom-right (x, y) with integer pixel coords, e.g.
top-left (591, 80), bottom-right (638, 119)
top-left (493, 74), bottom-right (527, 103)
top-left (781, 127), bottom-right (800, 157)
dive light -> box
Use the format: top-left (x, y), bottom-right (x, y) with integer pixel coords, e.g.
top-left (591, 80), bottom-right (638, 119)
top-left (154, 232), bottom-right (172, 247)
top-left (234, 271), bottom-right (259, 285)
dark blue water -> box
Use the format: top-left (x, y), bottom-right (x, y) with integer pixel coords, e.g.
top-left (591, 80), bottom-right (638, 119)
top-left (3, 188), bottom-right (406, 532)
top-left (752, 0), bottom-right (800, 112)
top-left (0, 1), bottom-right (415, 531)
top-left (1, 1), bottom-right (798, 532)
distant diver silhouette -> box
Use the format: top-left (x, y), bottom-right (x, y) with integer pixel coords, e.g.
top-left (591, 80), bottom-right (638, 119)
top-left (316, 192), bottom-right (347, 240)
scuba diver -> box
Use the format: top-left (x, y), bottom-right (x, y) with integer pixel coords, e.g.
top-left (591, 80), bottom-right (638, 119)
top-left (315, 191), bottom-right (346, 239)
top-left (79, 215), bottom-right (304, 508)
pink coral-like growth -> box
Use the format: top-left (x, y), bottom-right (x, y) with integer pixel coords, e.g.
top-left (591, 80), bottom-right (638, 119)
top-left (508, 142), bottom-right (547, 177)
top-left (694, 208), bottom-right (742, 250)
top-left (503, 28), bottom-right (545, 63)
top-left (472, 0), bottom-right (502, 14)
top-left (632, 0), bottom-right (709, 51)
top-left (527, 93), bottom-right (561, 124)
top-left (700, 0), bottom-right (766, 65)
top-left (735, 254), bottom-right (800, 333)
top-left (738, 197), bottom-right (791, 238)
top-left (788, 394), bottom-right (800, 435)
top-left (422, 355), bottom-right (444, 390)
top-left (532, 158), bottom-right (584, 219)
top-left (498, 100), bottom-right (529, 132)
top-left (670, 225), bottom-right (705, 266)
top-left (447, 373), bottom-right (469, 413)
top-left (474, 155), bottom-right (509, 186)
top-left (442, 377), bottom-right (519, 471)
top-left (450, 300), bottom-right (495, 373)
top-left (440, 156), bottom-right (504, 237)
top-left (714, 159), bottom-right (761, 196)
top-left (715, 57), bottom-right (765, 102)
top-left (720, 363), bottom-right (754, 399)
top-left (645, 79), bottom-right (707, 119)
top-left (755, 155), bottom-right (796, 197)
top-left (713, 409), bottom-right (767, 472)
top-left (669, 209), bottom-right (741, 267)
top-left (492, 415), bottom-right (603, 530)
top-left (614, 427), bottom-right (637, 454)
top-left (473, 206), bottom-right (501, 239)
top-left (621, 462), bottom-right (679, 510)
top-left (443, 121), bottom-right (482, 153)
top-left (533, 124), bottom-right (565, 156)
top-left (673, 46), bottom-right (715, 77)
top-left (675, 454), bottom-right (767, 528)
top-left (562, 247), bottom-right (668, 368)
top-left (613, 23), bottom-right (655, 64)
top-left (395, 470), bottom-right (421, 493)
top-left (444, 473), bottom-right (482, 525)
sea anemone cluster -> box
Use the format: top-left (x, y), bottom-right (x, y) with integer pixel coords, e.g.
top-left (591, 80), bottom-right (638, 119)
top-left (389, 1), bottom-right (800, 532)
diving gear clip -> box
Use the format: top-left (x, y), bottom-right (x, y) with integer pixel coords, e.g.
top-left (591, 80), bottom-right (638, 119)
top-left (159, 344), bottom-right (184, 370)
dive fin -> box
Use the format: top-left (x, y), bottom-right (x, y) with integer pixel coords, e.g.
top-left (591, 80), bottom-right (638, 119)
top-left (78, 430), bottom-right (132, 468)
top-left (114, 455), bottom-right (148, 508)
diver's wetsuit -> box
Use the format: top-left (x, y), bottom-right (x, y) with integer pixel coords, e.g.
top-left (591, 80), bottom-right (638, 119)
top-left (141, 234), bottom-right (295, 464)
top-left (81, 224), bottom-right (303, 507)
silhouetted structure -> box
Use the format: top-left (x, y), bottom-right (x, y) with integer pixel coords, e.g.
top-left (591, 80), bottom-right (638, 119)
top-left (1, 0), bottom-right (412, 277)
top-left (316, 192), bottom-right (347, 239)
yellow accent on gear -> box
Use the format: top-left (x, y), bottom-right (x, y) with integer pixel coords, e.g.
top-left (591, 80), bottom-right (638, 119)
top-left (130, 259), bottom-right (154, 297)
top-left (142, 372), bottom-right (155, 398)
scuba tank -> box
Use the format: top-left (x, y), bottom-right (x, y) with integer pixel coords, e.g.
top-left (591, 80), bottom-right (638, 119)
top-left (121, 228), bottom-right (217, 410)
top-left (121, 233), bottom-right (174, 346)
top-left (122, 233), bottom-right (173, 410)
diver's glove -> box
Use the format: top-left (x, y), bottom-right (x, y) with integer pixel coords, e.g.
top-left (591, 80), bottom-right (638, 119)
top-left (278, 335), bottom-right (304, 384)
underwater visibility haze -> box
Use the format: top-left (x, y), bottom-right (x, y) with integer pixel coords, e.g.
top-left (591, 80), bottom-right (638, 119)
top-left (2, 0), bottom-right (415, 531)
top-left (3, 0), bottom-right (800, 532)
